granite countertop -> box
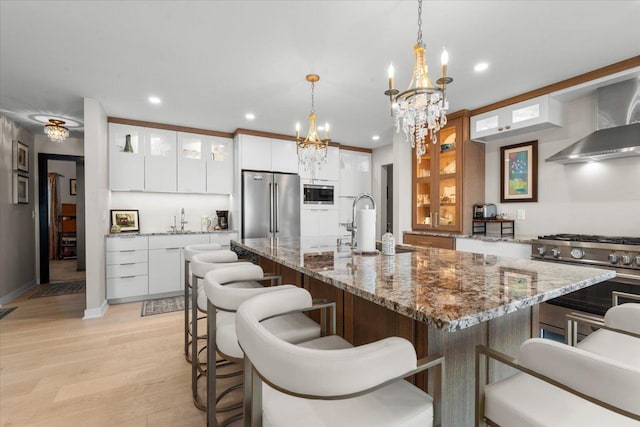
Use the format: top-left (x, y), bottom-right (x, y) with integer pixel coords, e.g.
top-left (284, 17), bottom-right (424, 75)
top-left (106, 230), bottom-right (237, 237)
top-left (233, 237), bottom-right (615, 332)
top-left (403, 230), bottom-right (537, 244)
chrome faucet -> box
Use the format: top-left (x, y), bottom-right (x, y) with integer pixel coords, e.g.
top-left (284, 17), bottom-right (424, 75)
top-left (350, 193), bottom-right (376, 249)
top-left (180, 208), bottom-right (188, 232)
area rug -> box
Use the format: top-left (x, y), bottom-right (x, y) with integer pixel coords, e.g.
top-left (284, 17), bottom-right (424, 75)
top-left (28, 280), bottom-right (86, 298)
top-left (0, 307), bottom-right (17, 320)
top-left (141, 295), bottom-right (189, 317)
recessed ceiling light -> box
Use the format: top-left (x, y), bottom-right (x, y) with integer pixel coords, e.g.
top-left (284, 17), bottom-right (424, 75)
top-left (474, 62), bottom-right (489, 72)
top-left (245, 113), bottom-right (255, 120)
top-left (148, 96), bottom-right (161, 105)
top-left (372, 135), bottom-right (380, 141)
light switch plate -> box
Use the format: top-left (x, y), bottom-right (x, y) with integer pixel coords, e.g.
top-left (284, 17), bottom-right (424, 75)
top-left (517, 209), bottom-right (525, 220)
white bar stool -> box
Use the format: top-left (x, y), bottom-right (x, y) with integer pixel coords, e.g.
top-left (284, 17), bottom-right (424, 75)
top-left (183, 243), bottom-right (223, 362)
top-left (204, 265), bottom-right (323, 427)
top-left (236, 287), bottom-right (444, 427)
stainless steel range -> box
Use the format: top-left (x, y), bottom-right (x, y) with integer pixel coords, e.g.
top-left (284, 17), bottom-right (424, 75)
top-left (531, 234), bottom-right (640, 318)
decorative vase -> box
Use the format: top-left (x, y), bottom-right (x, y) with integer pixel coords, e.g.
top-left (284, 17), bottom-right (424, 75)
top-left (123, 134), bottom-right (134, 153)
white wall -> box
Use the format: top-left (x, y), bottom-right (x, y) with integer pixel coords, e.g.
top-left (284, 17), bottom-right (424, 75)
top-left (0, 115), bottom-right (37, 304)
top-left (109, 192), bottom-right (230, 233)
top-left (485, 94), bottom-right (640, 236)
top-left (83, 98), bottom-right (109, 318)
top-left (372, 144), bottom-right (393, 239)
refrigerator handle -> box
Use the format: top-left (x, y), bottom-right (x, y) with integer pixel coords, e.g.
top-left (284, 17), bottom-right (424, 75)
top-left (274, 182), bottom-right (279, 233)
top-left (269, 182), bottom-right (273, 233)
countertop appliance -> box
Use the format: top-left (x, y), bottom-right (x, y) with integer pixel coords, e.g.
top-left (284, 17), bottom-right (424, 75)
top-left (531, 234), bottom-right (640, 317)
top-left (473, 203), bottom-right (497, 219)
top-left (303, 183), bottom-right (335, 205)
top-left (242, 171), bottom-right (300, 239)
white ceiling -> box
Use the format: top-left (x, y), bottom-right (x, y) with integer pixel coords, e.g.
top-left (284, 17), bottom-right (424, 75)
top-left (1, 1), bottom-right (639, 148)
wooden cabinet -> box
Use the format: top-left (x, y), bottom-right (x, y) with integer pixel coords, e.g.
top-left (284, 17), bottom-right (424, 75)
top-left (403, 233), bottom-right (455, 250)
top-left (58, 203), bottom-right (77, 259)
top-left (470, 94), bottom-right (563, 142)
top-left (109, 123), bottom-right (145, 191)
top-left (411, 110), bottom-right (484, 235)
top-left (145, 128), bottom-right (177, 192)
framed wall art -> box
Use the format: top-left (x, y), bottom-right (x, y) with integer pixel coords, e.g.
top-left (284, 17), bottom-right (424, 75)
top-left (500, 140), bottom-right (538, 203)
top-left (13, 173), bottom-right (29, 204)
top-left (13, 140), bottom-right (29, 173)
top-left (110, 209), bottom-right (140, 233)
top-left (70, 179), bottom-right (77, 195)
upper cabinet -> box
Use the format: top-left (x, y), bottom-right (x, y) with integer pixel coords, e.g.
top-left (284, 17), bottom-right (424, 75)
top-left (300, 146), bottom-right (340, 181)
top-left (239, 135), bottom-right (299, 174)
top-left (109, 123), bottom-right (145, 191)
top-left (177, 132), bottom-right (207, 193)
top-left (145, 128), bottom-right (177, 192)
top-left (339, 150), bottom-right (371, 197)
top-left (470, 95), bottom-right (563, 142)
top-left (206, 137), bottom-right (233, 194)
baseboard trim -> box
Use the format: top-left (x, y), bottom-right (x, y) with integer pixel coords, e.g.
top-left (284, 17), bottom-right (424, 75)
top-left (83, 299), bottom-right (109, 319)
top-left (0, 279), bottom-right (37, 306)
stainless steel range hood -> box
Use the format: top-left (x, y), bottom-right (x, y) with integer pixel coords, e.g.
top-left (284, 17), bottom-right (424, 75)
top-left (546, 78), bottom-right (640, 164)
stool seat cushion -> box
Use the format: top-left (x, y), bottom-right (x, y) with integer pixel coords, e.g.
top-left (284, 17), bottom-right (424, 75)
top-left (184, 243), bottom-right (222, 261)
top-left (262, 378), bottom-right (433, 427)
top-left (577, 329), bottom-right (640, 367)
top-left (216, 312), bottom-right (321, 359)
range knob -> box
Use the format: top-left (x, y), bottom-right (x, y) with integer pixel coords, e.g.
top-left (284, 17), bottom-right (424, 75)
top-left (551, 248), bottom-right (561, 258)
top-left (570, 248), bottom-right (585, 259)
top-left (621, 255), bottom-right (631, 266)
top-left (608, 253), bottom-right (618, 264)
top-left (537, 247), bottom-right (546, 256)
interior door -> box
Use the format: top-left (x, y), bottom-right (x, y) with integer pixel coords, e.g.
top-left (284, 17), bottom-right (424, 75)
top-left (273, 173), bottom-right (300, 237)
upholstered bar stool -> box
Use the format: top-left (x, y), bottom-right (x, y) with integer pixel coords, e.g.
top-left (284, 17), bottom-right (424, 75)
top-left (236, 287), bottom-right (445, 427)
top-left (183, 243), bottom-right (223, 362)
top-left (476, 338), bottom-right (640, 426)
top-left (204, 266), bottom-right (323, 427)
top-left (191, 251), bottom-right (260, 410)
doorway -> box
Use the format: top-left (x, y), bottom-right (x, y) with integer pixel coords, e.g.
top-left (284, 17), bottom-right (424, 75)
top-left (38, 153), bottom-right (85, 284)
top-left (381, 164), bottom-right (393, 236)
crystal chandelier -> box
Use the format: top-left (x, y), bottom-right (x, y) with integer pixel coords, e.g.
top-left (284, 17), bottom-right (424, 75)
top-left (384, 0), bottom-right (453, 158)
top-left (44, 119), bottom-right (70, 143)
top-left (296, 74), bottom-right (330, 178)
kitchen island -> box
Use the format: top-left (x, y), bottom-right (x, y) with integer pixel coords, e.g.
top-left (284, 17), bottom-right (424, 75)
top-left (232, 236), bottom-right (615, 426)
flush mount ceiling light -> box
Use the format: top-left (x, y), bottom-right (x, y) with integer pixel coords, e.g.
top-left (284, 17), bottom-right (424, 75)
top-left (295, 74), bottom-right (330, 178)
top-left (44, 119), bottom-right (70, 143)
top-left (384, 0), bottom-right (453, 159)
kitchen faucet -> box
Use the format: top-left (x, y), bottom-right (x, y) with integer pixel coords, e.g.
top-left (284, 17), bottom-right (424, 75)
top-left (348, 193), bottom-right (376, 249)
top-left (180, 208), bottom-right (188, 232)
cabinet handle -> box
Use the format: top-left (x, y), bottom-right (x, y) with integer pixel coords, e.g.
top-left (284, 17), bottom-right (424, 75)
top-left (505, 125), bottom-right (511, 130)
top-left (166, 248), bottom-right (180, 251)
top-left (120, 262), bottom-right (136, 266)
top-left (120, 275), bottom-right (136, 279)
top-left (434, 213), bottom-right (440, 228)
top-left (120, 250), bottom-right (136, 253)
top-left (498, 127), bottom-right (504, 131)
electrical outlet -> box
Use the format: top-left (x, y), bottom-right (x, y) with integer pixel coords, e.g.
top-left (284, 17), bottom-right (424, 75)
top-left (517, 209), bottom-right (525, 220)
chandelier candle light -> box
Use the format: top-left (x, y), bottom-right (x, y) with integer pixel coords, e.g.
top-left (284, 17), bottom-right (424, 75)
top-left (44, 119), bottom-right (70, 143)
top-left (384, 0), bottom-right (453, 159)
top-left (296, 74), bottom-right (330, 177)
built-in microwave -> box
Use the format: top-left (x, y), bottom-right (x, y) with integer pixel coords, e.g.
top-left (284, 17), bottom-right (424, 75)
top-left (303, 184), bottom-right (335, 205)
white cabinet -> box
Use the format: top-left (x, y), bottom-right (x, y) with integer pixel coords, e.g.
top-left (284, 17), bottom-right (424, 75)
top-left (471, 95), bottom-right (563, 142)
top-left (145, 128), bottom-right (177, 192)
top-left (240, 135), bottom-right (298, 174)
top-left (207, 137), bottom-right (233, 194)
top-left (209, 231), bottom-right (238, 247)
top-left (148, 247), bottom-right (182, 294)
top-left (106, 236), bottom-right (148, 300)
top-left (300, 146), bottom-right (340, 181)
top-left (109, 123), bottom-right (145, 191)
top-left (455, 237), bottom-right (531, 259)
top-left (301, 208), bottom-right (339, 237)
top-left (339, 150), bottom-right (371, 196)
top-left (177, 132), bottom-right (207, 193)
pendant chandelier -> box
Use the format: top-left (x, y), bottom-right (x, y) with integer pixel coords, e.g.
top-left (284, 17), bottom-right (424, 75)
top-left (296, 74), bottom-right (330, 178)
top-left (44, 119), bottom-right (70, 143)
top-left (384, 0), bottom-right (453, 158)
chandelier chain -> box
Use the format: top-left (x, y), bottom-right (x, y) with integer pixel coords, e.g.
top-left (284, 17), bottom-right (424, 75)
top-left (310, 81), bottom-right (315, 113)
top-left (417, 0), bottom-right (423, 45)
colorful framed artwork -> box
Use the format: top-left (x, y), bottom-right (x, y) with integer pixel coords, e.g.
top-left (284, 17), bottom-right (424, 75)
top-left (500, 140), bottom-right (538, 203)
top-left (13, 140), bottom-right (29, 173)
top-left (110, 209), bottom-right (140, 233)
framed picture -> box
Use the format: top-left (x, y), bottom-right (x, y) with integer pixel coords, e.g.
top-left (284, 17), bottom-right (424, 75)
top-left (70, 179), bottom-right (77, 195)
top-left (13, 140), bottom-right (29, 173)
top-left (500, 140), bottom-right (538, 203)
top-left (499, 267), bottom-right (538, 301)
top-left (13, 173), bottom-right (29, 204)
top-left (110, 209), bottom-right (140, 233)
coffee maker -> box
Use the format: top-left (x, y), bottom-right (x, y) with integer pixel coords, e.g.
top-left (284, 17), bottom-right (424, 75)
top-left (215, 210), bottom-right (229, 230)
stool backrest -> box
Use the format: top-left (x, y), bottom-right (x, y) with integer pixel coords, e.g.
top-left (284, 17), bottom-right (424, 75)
top-left (184, 243), bottom-right (222, 261)
top-left (605, 303), bottom-right (640, 335)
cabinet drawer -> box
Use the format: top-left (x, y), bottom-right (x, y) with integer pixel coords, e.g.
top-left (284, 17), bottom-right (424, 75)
top-left (403, 233), bottom-right (455, 250)
top-left (106, 236), bottom-right (148, 251)
top-left (148, 234), bottom-right (208, 249)
top-left (107, 276), bottom-right (149, 299)
top-left (209, 232), bottom-right (238, 247)
top-left (107, 262), bottom-right (148, 278)
top-left (106, 250), bottom-right (147, 265)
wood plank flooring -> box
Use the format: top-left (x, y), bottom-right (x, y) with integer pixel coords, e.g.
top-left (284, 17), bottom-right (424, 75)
top-left (0, 287), bottom-right (239, 426)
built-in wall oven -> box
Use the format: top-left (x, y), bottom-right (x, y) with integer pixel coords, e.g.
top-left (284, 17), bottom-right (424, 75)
top-left (531, 234), bottom-right (640, 338)
top-left (303, 183), bottom-right (335, 206)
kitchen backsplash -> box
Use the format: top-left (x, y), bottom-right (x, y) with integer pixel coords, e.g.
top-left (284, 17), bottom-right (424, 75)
top-left (110, 192), bottom-right (231, 233)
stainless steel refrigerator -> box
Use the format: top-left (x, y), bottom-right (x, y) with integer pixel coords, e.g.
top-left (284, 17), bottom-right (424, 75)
top-left (242, 171), bottom-right (300, 238)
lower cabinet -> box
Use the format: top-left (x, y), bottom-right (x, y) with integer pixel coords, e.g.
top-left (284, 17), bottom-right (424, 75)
top-left (301, 208), bottom-right (339, 236)
top-left (403, 232), bottom-right (455, 250)
top-left (455, 237), bottom-right (531, 258)
top-left (106, 236), bottom-right (149, 300)
top-left (149, 247), bottom-right (182, 294)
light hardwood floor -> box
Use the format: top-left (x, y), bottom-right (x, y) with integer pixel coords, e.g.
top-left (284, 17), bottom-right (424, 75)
top-left (49, 259), bottom-right (85, 282)
top-left (0, 288), bottom-right (239, 426)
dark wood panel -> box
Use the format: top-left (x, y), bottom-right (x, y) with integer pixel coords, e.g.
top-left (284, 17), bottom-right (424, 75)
top-left (258, 256), bottom-right (278, 277)
top-left (279, 265), bottom-right (303, 287)
top-left (303, 276), bottom-right (344, 337)
top-left (403, 233), bottom-right (455, 250)
top-left (107, 116), bottom-right (233, 138)
top-left (347, 294), bottom-right (414, 346)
